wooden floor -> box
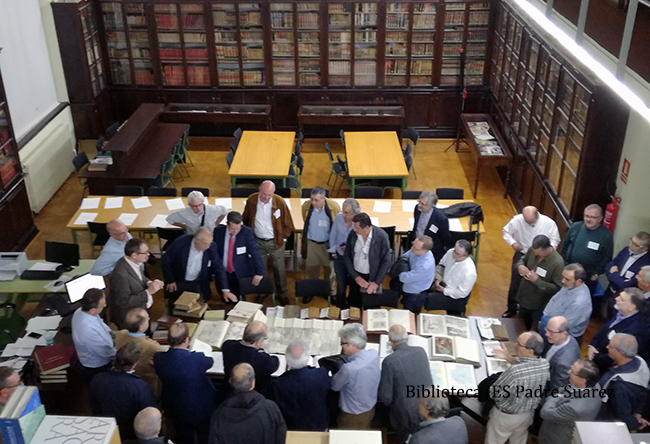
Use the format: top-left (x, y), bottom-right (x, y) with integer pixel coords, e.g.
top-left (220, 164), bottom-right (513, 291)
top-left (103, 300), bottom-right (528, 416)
top-left (24, 136), bottom-right (603, 443)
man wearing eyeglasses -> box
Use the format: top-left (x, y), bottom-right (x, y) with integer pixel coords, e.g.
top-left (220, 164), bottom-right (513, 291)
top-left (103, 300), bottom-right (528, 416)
top-left (544, 316), bottom-right (580, 390)
top-left (0, 367), bottom-right (23, 412)
top-left (604, 232), bottom-right (650, 315)
top-left (166, 190), bottom-right (227, 235)
top-left (487, 331), bottom-right (549, 444)
top-left (561, 204), bottom-right (614, 296)
top-left (110, 238), bottom-right (164, 329)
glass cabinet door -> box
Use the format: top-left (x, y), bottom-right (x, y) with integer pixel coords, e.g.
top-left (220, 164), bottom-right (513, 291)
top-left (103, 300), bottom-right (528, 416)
top-left (125, 3), bottom-right (154, 85)
top-left (154, 3), bottom-right (185, 85)
top-left (102, 2), bottom-right (131, 84)
top-left (213, 3), bottom-right (240, 86)
top-left (271, 3), bottom-right (296, 86)
top-left (410, 3), bottom-right (436, 86)
top-left (441, 3), bottom-right (465, 86)
top-left (181, 4), bottom-right (209, 86)
top-left (297, 3), bottom-right (320, 86)
top-left (81, 3), bottom-right (107, 94)
top-left (466, 2), bottom-right (489, 85)
top-left (0, 101), bottom-right (18, 188)
top-left (328, 3), bottom-right (352, 86)
top-left (384, 3), bottom-right (409, 86)
top-left (353, 2), bottom-right (377, 86)
top-left (239, 3), bottom-right (265, 85)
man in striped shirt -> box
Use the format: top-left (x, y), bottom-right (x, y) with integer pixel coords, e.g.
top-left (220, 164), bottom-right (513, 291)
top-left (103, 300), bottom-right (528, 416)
top-left (485, 331), bottom-right (550, 444)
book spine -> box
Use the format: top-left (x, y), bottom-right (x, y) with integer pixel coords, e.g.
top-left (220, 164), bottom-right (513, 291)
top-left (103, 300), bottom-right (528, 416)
top-left (0, 419), bottom-right (26, 444)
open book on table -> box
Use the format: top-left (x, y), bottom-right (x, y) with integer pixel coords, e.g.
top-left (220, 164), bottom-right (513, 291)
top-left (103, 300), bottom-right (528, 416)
top-left (379, 333), bottom-right (480, 367)
top-left (429, 361), bottom-right (478, 391)
top-left (363, 309), bottom-right (415, 334)
top-left (418, 313), bottom-right (470, 339)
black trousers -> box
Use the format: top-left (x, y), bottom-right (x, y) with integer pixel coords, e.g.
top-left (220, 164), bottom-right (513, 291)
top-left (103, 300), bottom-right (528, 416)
top-left (348, 273), bottom-right (370, 308)
top-left (426, 292), bottom-right (467, 316)
top-left (77, 361), bottom-right (111, 384)
top-left (506, 251), bottom-right (525, 311)
top-left (519, 307), bottom-right (543, 331)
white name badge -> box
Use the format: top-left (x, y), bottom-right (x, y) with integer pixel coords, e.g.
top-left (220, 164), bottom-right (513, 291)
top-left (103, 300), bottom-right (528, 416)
top-left (318, 219), bottom-right (329, 227)
top-left (236, 246), bottom-right (246, 255)
top-left (535, 267), bottom-right (547, 278)
top-left (587, 241), bottom-right (600, 251)
top-left (625, 270), bottom-right (635, 279)
top-left (207, 260), bottom-right (211, 267)
top-left (274, 209), bottom-right (281, 219)
top-left (608, 330), bottom-right (617, 341)
top-left (429, 224), bottom-right (439, 234)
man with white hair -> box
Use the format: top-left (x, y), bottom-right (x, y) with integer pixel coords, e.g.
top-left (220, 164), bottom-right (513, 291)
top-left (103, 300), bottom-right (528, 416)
top-left (544, 316), bottom-right (580, 389)
top-left (411, 190), bottom-right (449, 263)
top-left (269, 339), bottom-right (331, 431)
top-left (90, 219), bottom-right (133, 276)
top-left (166, 190), bottom-right (227, 234)
top-left (408, 394), bottom-right (468, 444)
top-left (636, 265), bottom-right (650, 299)
top-left (329, 198), bottom-right (361, 308)
top-left (242, 180), bottom-right (295, 305)
top-left (379, 325), bottom-right (432, 442)
top-left (331, 323), bottom-right (380, 429)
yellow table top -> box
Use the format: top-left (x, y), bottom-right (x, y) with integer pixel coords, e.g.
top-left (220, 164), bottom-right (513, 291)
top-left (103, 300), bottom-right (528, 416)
top-left (228, 131), bottom-right (295, 178)
top-left (345, 131), bottom-right (408, 178)
top-left (67, 196), bottom-right (484, 234)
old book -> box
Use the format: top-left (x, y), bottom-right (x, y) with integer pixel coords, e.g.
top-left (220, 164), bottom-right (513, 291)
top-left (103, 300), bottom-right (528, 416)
top-left (430, 335), bottom-right (481, 366)
top-left (156, 314), bottom-right (181, 328)
top-left (31, 415), bottom-right (120, 444)
top-left (87, 163), bottom-right (108, 172)
top-left (308, 307), bottom-right (320, 319)
top-left (349, 307), bottom-right (361, 321)
top-left (152, 330), bottom-right (168, 343)
top-left (186, 322), bottom-right (198, 337)
top-left (328, 306), bottom-right (341, 319)
top-left (283, 305), bottom-right (301, 319)
top-left (486, 357), bottom-right (510, 376)
top-left (204, 310), bottom-right (225, 321)
top-left (362, 309), bottom-right (415, 334)
top-left (174, 291), bottom-right (200, 311)
top-left (429, 361), bottom-right (478, 391)
top-left (34, 343), bottom-right (70, 375)
top-left (482, 341), bottom-right (516, 357)
top-left (227, 301), bottom-right (263, 324)
top-left (418, 314), bottom-right (470, 339)
top-left (491, 324), bottom-right (509, 341)
top-left (191, 320), bottom-right (247, 350)
top-left (173, 302), bottom-right (207, 319)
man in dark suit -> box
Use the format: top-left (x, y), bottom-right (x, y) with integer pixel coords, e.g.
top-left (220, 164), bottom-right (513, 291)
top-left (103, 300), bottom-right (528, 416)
top-left (544, 316), bottom-right (580, 389)
top-left (588, 288), bottom-right (650, 373)
top-left (344, 212), bottom-right (391, 308)
top-left (411, 190), bottom-right (449, 263)
top-left (213, 211), bottom-right (265, 298)
top-left (89, 343), bottom-right (156, 442)
top-left (268, 339), bottom-right (331, 431)
top-left (109, 238), bottom-right (163, 329)
top-left (604, 232), bottom-right (650, 312)
top-left (154, 322), bottom-right (214, 444)
top-left (408, 394), bottom-right (468, 444)
top-left (379, 325), bottom-right (433, 442)
top-left (162, 227), bottom-right (236, 305)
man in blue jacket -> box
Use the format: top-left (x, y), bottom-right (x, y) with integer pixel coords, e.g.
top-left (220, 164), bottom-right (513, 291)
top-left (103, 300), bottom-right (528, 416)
top-left (162, 227), bottom-right (236, 304)
top-left (604, 232), bottom-right (650, 315)
top-left (154, 323), bottom-right (215, 444)
top-left (213, 211), bottom-right (265, 298)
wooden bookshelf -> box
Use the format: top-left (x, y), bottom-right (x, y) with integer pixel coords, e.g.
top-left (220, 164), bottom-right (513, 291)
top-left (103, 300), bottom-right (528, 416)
top-left (488, 2), bottom-right (629, 230)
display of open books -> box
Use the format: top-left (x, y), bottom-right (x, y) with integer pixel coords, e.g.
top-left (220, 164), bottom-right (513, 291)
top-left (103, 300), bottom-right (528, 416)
top-left (486, 357), bottom-right (510, 376)
top-left (362, 309), bottom-right (415, 334)
top-left (265, 317), bottom-right (343, 356)
top-left (417, 313), bottom-right (470, 339)
top-left (429, 361), bottom-right (478, 391)
top-left (227, 301), bottom-right (264, 324)
top-left (191, 320), bottom-right (247, 350)
top-left (379, 333), bottom-right (481, 367)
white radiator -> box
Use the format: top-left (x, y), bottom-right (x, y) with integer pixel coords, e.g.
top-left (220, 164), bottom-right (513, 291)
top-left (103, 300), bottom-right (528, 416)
top-left (19, 106), bottom-right (76, 213)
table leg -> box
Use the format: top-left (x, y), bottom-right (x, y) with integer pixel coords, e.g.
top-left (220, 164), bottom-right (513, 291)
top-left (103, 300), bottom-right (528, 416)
top-left (231, 176), bottom-right (236, 188)
top-left (71, 229), bottom-right (79, 244)
top-left (473, 162), bottom-right (480, 198)
top-left (402, 177), bottom-right (406, 192)
top-left (503, 164), bottom-right (512, 199)
top-left (282, 177), bottom-right (286, 188)
top-left (350, 178), bottom-right (356, 197)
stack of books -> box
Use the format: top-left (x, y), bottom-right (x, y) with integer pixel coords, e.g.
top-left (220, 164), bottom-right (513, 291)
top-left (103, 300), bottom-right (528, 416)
top-left (173, 292), bottom-right (208, 319)
top-left (34, 344), bottom-right (74, 385)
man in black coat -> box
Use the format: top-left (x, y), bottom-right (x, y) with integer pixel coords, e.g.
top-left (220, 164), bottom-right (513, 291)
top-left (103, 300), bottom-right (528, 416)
top-left (89, 343), bottom-right (156, 442)
top-left (209, 363), bottom-right (286, 444)
top-left (344, 212), bottom-right (392, 308)
top-left (162, 227), bottom-right (236, 304)
top-left (269, 339), bottom-right (331, 431)
top-left (411, 190), bottom-right (450, 263)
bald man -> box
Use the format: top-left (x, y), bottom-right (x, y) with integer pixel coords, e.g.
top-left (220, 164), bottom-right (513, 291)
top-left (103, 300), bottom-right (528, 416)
top-left (162, 227), bottom-right (236, 304)
top-left (222, 320), bottom-right (280, 398)
top-left (242, 180), bottom-right (295, 305)
top-left (502, 206), bottom-right (560, 317)
top-left (90, 219), bottom-right (133, 276)
top-left (125, 407), bottom-right (170, 444)
top-left (544, 316), bottom-right (579, 389)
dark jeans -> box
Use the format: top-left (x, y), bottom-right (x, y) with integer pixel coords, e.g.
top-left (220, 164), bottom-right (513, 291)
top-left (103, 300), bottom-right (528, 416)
top-left (506, 251), bottom-right (524, 311)
top-left (348, 272), bottom-right (370, 308)
top-left (77, 361), bottom-right (111, 384)
top-left (519, 307), bottom-right (543, 331)
top-left (333, 255), bottom-right (349, 308)
top-left (403, 291), bottom-right (428, 314)
top-left (226, 272), bottom-right (240, 298)
top-left (426, 292), bottom-right (467, 316)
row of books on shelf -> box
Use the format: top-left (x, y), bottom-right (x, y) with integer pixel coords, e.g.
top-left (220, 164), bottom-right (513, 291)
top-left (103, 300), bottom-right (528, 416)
top-left (354, 61), bottom-right (376, 74)
top-left (298, 44), bottom-right (320, 56)
top-left (328, 16), bottom-right (351, 26)
top-left (239, 12), bottom-right (263, 27)
top-left (355, 31), bottom-right (377, 42)
top-left (0, 129), bottom-right (10, 145)
top-left (134, 70), bottom-right (153, 85)
top-left (413, 14), bottom-right (436, 28)
top-left (329, 32), bottom-right (351, 42)
top-left (0, 157), bottom-right (17, 186)
top-left (272, 43), bottom-right (294, 56)
top-left (413, 43), bottom-right (435, 55)
top-left (184, 33), bottom-right (207, 43)
top-left (385, 59), bottom-right (407, 74)
top-left (354, 13), bottom-right (378, 26)
top-left (386, 44), bottom-right (408, 56)
top-left (297, 13), bottom-right (319, 29)
top-left (126, 15), bottom-right (146, 27)
top-left (329, 47), bottom-right (351, 59)
top-left (468, 11), bottom-right (490, 26)
top-left (213, 11), bottom-right (237, 27)
top-left (271, 12), bottom-right (294, 28)
top-left (298, 32), bottom-right (320, 43)
top-left (356, 48), bottom-right (377, 58)
top-left (444, 11), bottom-right (465, 25)
top-left (386, 31), bottom-right (408, 42)
top-left (241, 47), bottom-right (265, 59)
top-left (300, 72), bottom-right (321, 85)
top-left (273, 60), bottom-right (295, 71)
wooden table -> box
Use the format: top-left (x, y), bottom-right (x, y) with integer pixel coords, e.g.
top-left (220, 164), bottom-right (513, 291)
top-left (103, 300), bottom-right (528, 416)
top-left (228, 131), bottom-right (296, 188)
top-left (344, 131), bottom-right (409, 196)
top-left (460, 114), bottom-right (513, 199)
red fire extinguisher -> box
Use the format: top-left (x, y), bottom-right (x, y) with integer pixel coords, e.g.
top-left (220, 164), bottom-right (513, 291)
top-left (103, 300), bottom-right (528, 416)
top-left (603, 197), bottom-right (621, 233)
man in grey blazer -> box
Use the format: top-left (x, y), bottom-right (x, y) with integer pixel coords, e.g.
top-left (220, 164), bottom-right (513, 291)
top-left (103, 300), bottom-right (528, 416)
top-left (378, 325), bottom-right (432, 443)
top-left (544, 316), bottom-right (580, 389)
top-left (109, 238), bottom-right (163, 329)
top-left (408, 393), bottom-right (468, 444)
top-left (344, 212), bottom-right (391, 308)
top-left (538, 359), bottom-right (602, 444)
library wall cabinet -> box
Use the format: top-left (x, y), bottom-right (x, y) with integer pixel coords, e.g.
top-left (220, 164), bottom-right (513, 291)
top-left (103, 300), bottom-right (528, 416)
top-left (488, 2), bottom-right (629, 231)
top-left (51, 0), bottom-right (495, 137)
top-left (52, 0), bottom-right (112, 139)
top-left (0, 71), bottom-right (38, 251)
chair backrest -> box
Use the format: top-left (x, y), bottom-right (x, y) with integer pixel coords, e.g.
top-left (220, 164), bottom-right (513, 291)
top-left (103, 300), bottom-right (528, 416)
top-left (295, 142), bottom-right (302, 156)
top-left (239, 277), bottom-right (275, 297)
top-left (106, 122), bottom-right (120, 139)
top-left (149, 186), bottom-right (178, 197)
top-left (301, 188), bottom-right (330, 198)
top-left (233, 127), bottom-right (243, 140)
top-left (229, 139), bottom-right (238, 152)
top-left (339, 129), bottom-right (345, 146)
top-left (436, 188), bottom-right (464, 199)
top-left (161, 158), bottom-right (174, 174)
top-left (275, 188), bottom-right (291, 198)
top-left (72, 152), bottom-right (89, 172)
top-left (402, 143), bottom-right (412, 157)
top-left (295, 279), bottom-right (330, 299)
top-left (96, 137), bottom-right (106, 153)
top-left (114, 185), bottom-right (144, 196)
top-left (296, 155), bottom-right (304, 174)
top-left (447, 230), bottom-right (479, 262)
top-left (336, 155), bottom-right (347, 172)
top-left (231, 187), bottom-right (257, 198)
top-left (182, 187), bottom-right (210, 197)
top-left (381, 226), bottom-right (396, 251)
top-left (157, 227), bottom-right (185, 251)
top-left (324, 142), bottom-right (334, 163)
top-left (406, 127), bottom-right (419, 146)
top-left (362, 289), bottom-right (399, 309)
top-left (402, 190), bottom-right (422, 200)
top-left (87, 222), bottom-right (110, 245)
top-left (296, 131), bottom-right (304, 142)
top-left (355, 186), bottom-right (383, 199)
top-left (151, 175), bottom-right (164, 188)
top-left (405, 154), bottom-right (413, 172)
top-left (226, 150), bottom-right (234, 167)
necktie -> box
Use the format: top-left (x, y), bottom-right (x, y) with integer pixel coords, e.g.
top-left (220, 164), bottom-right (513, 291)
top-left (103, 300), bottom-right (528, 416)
top-left (227, 234), bottom-right (235, 273)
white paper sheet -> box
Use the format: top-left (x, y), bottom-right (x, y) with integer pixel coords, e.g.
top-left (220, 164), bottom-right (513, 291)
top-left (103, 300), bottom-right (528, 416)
top-left (16, 333), bottom-right (47, 347)
top-left (402, 200), bottom-right (417, 213)
top-left (28, 262), bottom-right (59, 271)
top-left (214, 198), bottom-right (233, 209)
top-left (73, 212), bottom-right (98, 226)
top-left (80, 197), bottom-right (100, 210)
top-left (104, 196), bottom-right (124, 209)
top-left (149, 214), bottom-right (173, 228)
top-left (2, 358), bottom-right (28, 371)
top-left (283, 198), bottom-right (292, 210)
top-left (131, 196), bottom-right (152, 209)
top-left (26, 315), bottom-right (63, 331)
top-left (373, 201), bottom-right (391, 213)
top-left (408, 218), bottom-right (415, 229)
top-left (207, 351), bottom-right (225, 375)
top-left (300, 308), bottom-right (309, 319)
top-left (448, 218), bottom-right (463, 232)
top-left (191, 338), bottom-right (213, 357)
top-left (1, 343), bottom-right (35, 358)
top-left (165, 198), bottom-right (185, 211)
top-left (333, 199), bottom-right (345, 208)
top-left (436, 204), bottom-right (449, 209)
top-left (300, 198), bottom-right (308, 205)
top-left (118, 213), bottom-right (138, 226)
top-left (370, 217), bottom-right (379, 226)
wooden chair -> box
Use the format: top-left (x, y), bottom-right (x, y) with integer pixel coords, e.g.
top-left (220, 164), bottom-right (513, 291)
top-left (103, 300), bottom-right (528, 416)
top-left (362, 289), bottom-right (399, 310)
top-left (275, 188), bottom-right (291, 198)
top-left (405, 127), bottom-right (419, 179)
top-left (156, 226), bottom-right (185, 256)
top-left (160, 157), bottom-right (176, 188)
top-left (182, 124), bottom-right (194, 167)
